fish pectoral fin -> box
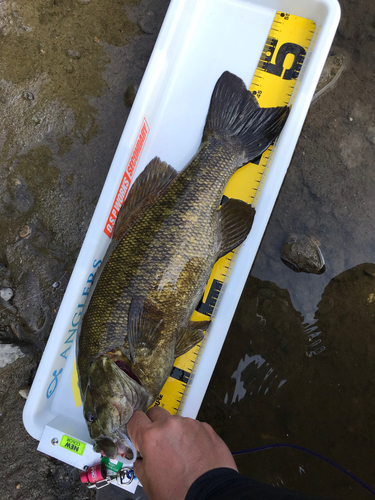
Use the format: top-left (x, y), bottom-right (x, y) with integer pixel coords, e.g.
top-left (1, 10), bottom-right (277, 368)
top-left (215, 198), bottom-right (255, 260)
top-left (113, 157), bottom-right (178, 241)
top-left (175, 323), bottom-right (207, 358)
top-left (127, 296), bottom-right (164, 362)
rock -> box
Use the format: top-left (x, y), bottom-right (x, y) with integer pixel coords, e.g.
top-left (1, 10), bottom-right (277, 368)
top-left (0, 344), bottom-right (25, 368)
top-left (281, 234), bottom-right (326, 274)
top-left (22, 91), bottom-right (34, 101)
top-left (0, 287), bottom-right (13, 301)
top-left (18, 386), bottom-right (30, 399)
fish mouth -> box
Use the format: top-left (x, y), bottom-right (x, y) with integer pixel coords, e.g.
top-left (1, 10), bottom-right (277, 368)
top-left (95, 437), bottom-right (134, 460)
top-left (113, 359), bottom-right (142, 386)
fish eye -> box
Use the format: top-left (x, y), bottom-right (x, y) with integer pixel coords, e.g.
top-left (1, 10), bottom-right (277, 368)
top-left (85, 411), bottom-right (97, 423)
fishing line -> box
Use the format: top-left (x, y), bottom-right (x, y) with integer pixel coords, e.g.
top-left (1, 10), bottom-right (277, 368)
top-left (232, 443), bottom-right (375, 496)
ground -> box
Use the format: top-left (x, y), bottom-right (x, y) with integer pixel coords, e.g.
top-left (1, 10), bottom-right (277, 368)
top-left (0, 0), bottom-right (374, 499)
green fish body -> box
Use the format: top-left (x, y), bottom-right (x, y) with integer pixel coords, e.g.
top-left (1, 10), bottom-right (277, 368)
top-left (77, 71), bottom-right (289, 458)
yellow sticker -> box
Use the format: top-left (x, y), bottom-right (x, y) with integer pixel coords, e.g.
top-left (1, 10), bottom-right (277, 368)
top-left (60, 434), bottom-right (86, 455)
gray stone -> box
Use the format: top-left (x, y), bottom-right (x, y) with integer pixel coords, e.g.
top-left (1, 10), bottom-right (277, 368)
top-left (0, 287), bottom-right (13, 301)
top-left (0, 343), bottom-right (25, 368)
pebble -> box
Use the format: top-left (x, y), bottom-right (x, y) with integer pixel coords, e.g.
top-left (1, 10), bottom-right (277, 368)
top-left (22, 91), bottom-right (34, 101)
top-left (18, 386), bottom-right (30, 400)
top-left (19, 225), bottom-right (31, 238)
top-left (0, 344), bottom-right (25, 369)
top-left (32, 115), bottom-right (41, 125)
top-left (0, 287), bottom-right (13, 301)
top-left (66, 50), bottom-right (81, 59)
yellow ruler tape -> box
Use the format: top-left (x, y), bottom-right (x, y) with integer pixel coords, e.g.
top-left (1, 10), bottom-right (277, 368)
top-left (153, 11), bottom-right (316, 414)
top-left (71, 11), bottom-right (316, 411)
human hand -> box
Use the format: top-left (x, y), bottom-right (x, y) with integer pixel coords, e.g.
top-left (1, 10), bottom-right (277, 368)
top-left (127, 407), bottom-right (238, 500)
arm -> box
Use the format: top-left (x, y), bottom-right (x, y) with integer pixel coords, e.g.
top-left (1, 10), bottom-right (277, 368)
top-left (127, 407), bottom-right (324, 500)
top-left (127, 407), bottom-right (238, 500)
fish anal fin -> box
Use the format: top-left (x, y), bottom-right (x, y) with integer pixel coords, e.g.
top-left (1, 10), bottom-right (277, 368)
top-left (127, 296), bottom-right (164, 362)
top-left (175, 321), bottom-right (209, 359)
top-left (113, 157), bottom-right (177, 241)
top-left (216, 198), bottom-right (255, 260)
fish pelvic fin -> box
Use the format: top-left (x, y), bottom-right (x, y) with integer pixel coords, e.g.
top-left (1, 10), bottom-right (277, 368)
top-left (127, 296), bottom-right (164, 362)
top-left (113, 157), bottom-right (178, 241)
top-left (203, 71), bottom-right (290, 164)
top-left (216, 198), bottom-right (255, 259)
top-left (175, 321), bottom-right (208, 358)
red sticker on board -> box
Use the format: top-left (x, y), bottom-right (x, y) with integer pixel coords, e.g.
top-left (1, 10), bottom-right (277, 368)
top-left (104, 119), bottom-right (150, 238)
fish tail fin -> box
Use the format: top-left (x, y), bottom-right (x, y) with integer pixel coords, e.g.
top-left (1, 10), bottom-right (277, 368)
top-left (203, 71), bottom-right (290, 163)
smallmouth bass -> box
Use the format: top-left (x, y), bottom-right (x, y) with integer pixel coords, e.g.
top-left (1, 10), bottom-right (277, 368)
top-left (77, 71), bottom-right (289, 458)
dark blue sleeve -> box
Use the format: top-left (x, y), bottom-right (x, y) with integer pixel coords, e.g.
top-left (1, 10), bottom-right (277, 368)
top-left (185, 468), bottom-right (325, 500)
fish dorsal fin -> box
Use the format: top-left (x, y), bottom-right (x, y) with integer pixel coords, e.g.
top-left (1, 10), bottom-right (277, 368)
top-left (175, 321), bottom-right (209, 358)
top-left (127, 296), bottom-right (164, 363)
top-left (113, 157), bottom-right (177, 241)
top-left (216, 198), bottom-right (255, 260)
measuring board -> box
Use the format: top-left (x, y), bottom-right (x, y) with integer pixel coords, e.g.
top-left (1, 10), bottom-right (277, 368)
top-left (70, 11), bottom-right (315, 414)
top-left (150, 11), bottom-right (316, 414)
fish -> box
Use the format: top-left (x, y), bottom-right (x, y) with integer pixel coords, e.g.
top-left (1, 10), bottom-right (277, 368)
top-left (77, 71), bottom-right (290, 458)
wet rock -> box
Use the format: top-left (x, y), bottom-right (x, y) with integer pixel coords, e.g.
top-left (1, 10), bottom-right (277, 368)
top-left (124, 84), bottom-right (138, 107)
top-left (0, 343), bottom-right (25, 368)
top-left (0, 287), bottom-right (13, 301)
top-left (281, 234), bottom-right (325, 274)
top-left (138, 10), bottom-right (158, 34)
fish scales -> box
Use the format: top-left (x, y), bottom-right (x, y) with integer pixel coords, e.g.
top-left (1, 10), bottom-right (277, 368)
top-left (76, 71), bottom-right (290, 458)
top-left (78, 136), bottom-right (237, 387)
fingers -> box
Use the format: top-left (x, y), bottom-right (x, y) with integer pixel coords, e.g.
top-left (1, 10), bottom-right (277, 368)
top-left (127, 410), bottom-right (152, 451)
top-left (147, 406), bottom-right (171, 422)
top-left (128, 407), bottom-right (172, 452)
